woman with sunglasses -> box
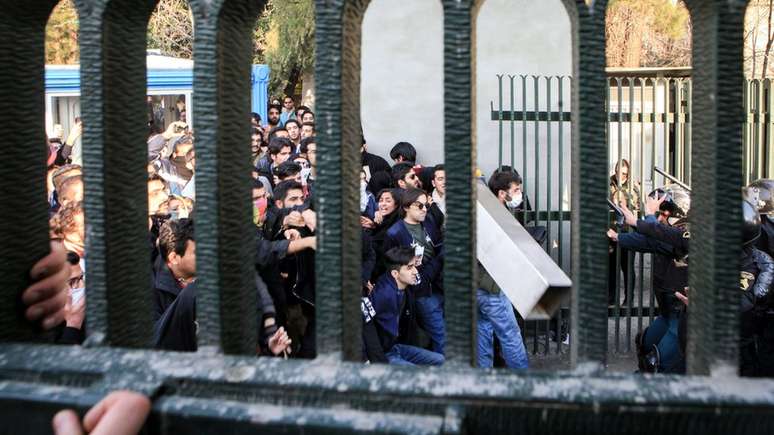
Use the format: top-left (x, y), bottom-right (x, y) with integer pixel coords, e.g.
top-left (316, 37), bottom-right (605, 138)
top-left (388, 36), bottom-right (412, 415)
top-left (383, 188), bottom-right (446, 356)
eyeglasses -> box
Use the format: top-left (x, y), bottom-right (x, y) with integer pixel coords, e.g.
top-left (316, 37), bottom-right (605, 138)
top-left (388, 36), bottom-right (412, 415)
top-left (411, 202), bottom-right (427, 210)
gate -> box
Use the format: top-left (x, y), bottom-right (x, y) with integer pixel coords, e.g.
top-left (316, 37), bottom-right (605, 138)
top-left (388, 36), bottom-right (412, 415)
top-left (1, 1), bottom-right (773, 434)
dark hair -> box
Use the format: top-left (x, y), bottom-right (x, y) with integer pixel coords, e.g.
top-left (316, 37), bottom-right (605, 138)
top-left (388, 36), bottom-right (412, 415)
top-left (158, 218), bottom-right (195, 262)
top-left (59, 175), bottom-right (83, 199)
top-left (273, 161), bottom-right (302, 179)
top-left (300, 136), bottom-right (316, 154)
top-left (268, 127), bottom-right (287, 141)
top-left (253, 177), bottom-right (267, 190)
top-left (283, 95), bottom-right (294, 103)
top-left (384, 246), bottom-right (416, 273)
top-left (377, 188), bottom-right (401, 205)
top-left (251, 112), bottom-right (261, 123)
top-left (301, 121), bottom-right (315, 129)
top-left (487, 171), bottom-right (521, 197)
top-left (269, 137), bottom-right (294, 155)
top-left (390, 142), bottom-right (416, 163)
top-left (52, 164), bottom-right (82, 191)
top-left (66, 251), bottom-right (80, 265)
top-left (268, 104), bottom-right (282, 113)
top-left (400, 188), bottom-right (427, 212)
top-left (433, 164), bottom-right (444, 177)
top-left (391, 162), bottom-right (415, 186)
top-left (302, 111), bottom-right (315, 119)
top-left (273, 180), bottom-right (304, 203)
top-left (284, 119), bottom-right (301, 129)
top-left (493, 166), bottom-right (523, 185)
top-left (251, 127), bottom-right (262, 137)
top-left (148, 173), bottom-right (165, 184)
top-left (297, 105), bottom-right (311, 113)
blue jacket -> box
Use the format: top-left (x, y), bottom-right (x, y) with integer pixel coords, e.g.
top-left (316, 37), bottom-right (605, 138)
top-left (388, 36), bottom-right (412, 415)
top-left (369, 273), bottom-right (415, 352)
top-left (383, 215), bottom-right (444, 298)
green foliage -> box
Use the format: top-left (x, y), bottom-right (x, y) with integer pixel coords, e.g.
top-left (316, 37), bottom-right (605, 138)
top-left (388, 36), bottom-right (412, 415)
top-left (46, 0), bottom-right (314, 98)
top-left (256, 0), bottom-right (315, 98)
top-left (46, 0), bottom-right (79, 64)
top-left (146, 0), bottom-right (194, 59)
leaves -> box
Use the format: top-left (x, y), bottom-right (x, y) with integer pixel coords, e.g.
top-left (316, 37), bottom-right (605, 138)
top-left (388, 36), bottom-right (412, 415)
top-left (46, 0), bottom-right (79, 64)
top-left (606, 0), bottom-right (690, 68)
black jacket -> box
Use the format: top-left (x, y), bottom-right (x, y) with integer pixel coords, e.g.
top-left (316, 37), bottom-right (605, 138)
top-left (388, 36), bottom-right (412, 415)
top-left (152, 257), bottom-right (183, 323)
top-left (153, 280), bottom-right (197, 352)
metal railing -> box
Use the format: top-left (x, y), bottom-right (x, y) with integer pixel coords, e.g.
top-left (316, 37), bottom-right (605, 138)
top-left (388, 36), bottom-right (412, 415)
top-left (492, 74), bottom-right (774, 359)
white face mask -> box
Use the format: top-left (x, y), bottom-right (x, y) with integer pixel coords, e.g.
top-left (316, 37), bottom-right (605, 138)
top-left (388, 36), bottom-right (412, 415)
top-left (507, 192), bottom-right (523, 209)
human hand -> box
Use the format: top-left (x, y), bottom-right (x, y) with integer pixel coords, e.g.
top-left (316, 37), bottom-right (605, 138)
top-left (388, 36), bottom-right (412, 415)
top-left (65, 121), bottom-right (82, 145)
top-left (162, 121), bottom-right (187, 140)
top-left (620, 202), bottom-right (637, 227)
top-left (606, 229), bottom-right (618, 242)
top-left (675, 287), bottom-right (689, 306)
top-left (645, 192), bottom-right (666, 216)
top-left (284, 211), bottom-right (305, 228)
top-left (268, 326), bottom-right (292, 356)
top-left (373, 211), bottom-right (384, 225)
top-left (23, 241), bottom-right (69, 330)
top-left (304, 236), bottom-right (317, 251)
top-left (366, 281), bottom-right (374, 295)
top-left (64, 290), bottom-right (86, 330)
top-left (301, 209), bottom-right (317, 232)
top-left (52, 390), bottom-right (151, 435)
top-left (360, 216), bottom-right (375, 229)
top-left (284, 229), bottom-right (301, 241)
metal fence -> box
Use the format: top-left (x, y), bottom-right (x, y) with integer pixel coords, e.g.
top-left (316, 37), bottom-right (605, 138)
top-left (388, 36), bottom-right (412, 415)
top-left (491, 74), bottom-right (774, 359)
top-left (3, 1), bottom-right (774, 432)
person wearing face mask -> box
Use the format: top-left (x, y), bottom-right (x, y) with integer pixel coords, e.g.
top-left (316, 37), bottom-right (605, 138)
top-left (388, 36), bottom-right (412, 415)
top-left (57, 251), bottom-right (86, 345)
top-left (487, 169), bottom-right (546, 245)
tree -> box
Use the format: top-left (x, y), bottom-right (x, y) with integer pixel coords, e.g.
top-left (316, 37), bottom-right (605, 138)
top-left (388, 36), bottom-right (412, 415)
top-left (745, 0), bottom-right (774, 78)
top-left (255, 0), bottom-right (315, 99)
top-left (45, 0), bottom-right (314, 98)
top-left (45, 0), bottom-right (79, 64)
top-left (606, 0), bottom-right (691, 68)
top-left (147, 0), bottom-right (194, 60)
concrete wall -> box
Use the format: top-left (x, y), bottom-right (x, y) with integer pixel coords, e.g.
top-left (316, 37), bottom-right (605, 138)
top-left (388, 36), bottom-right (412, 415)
top-left (361, 0), bottom-right (572, 175)
top-left (361, 0), bottom-right (444, 166)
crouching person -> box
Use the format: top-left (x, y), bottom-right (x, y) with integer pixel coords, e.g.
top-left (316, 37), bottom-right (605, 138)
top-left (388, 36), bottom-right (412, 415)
top-left (368, 247), bottom-right (444, 366)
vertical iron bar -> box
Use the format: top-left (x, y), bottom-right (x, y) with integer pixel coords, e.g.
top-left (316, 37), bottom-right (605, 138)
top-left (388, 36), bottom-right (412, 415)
top-left (766, 78), bottom-right (774, 178)
top-left (674, 78), bottom-right (684, 181)
top-left (558, 76), bottom-right (565, 270)
top-left (615, 76), bottom-right (623, 354)
top-left (533, 75), bottom-right (540, 232)
top-left (522, 75), bottom-right (528, 194)
top-left (440, 0), bottom-right (475, 365)
top-left (626, 76), bottom-right (635, 352)
top-left (743, 79), bottom-right (750, 185)
top-left (510, 75), bottom-right (516, 170)
top-left (664, 78), bottom-right (671, 180)
top-left (498, 74), bottom-right (504, 169)
top-left (545, 76), bottom-right (553, 256)
top-left (686, 78), bottom-right (692, 185)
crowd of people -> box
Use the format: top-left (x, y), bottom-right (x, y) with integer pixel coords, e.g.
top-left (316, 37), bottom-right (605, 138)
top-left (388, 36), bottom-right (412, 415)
top-left (38, 95), bottom-right (774, 376)
top-left (606, 161), bottom-right (774, 376)
top-left (42, 95), bottom-right (534, 368)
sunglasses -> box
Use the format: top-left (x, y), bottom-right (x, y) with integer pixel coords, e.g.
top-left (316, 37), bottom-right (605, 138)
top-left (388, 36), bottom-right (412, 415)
top-left (411, 202), bottom-right (428, 210)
